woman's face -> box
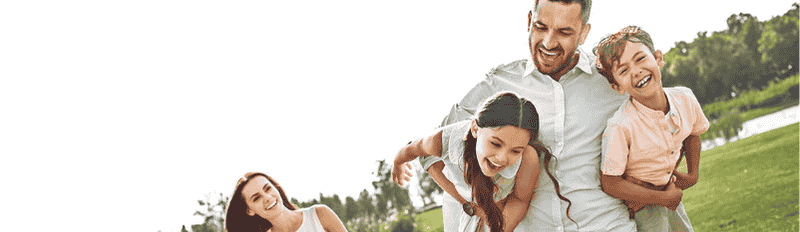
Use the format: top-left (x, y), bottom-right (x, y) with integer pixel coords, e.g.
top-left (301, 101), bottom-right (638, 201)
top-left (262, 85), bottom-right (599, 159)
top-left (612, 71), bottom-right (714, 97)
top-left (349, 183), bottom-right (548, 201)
top-left (241, 176), bottom-right (284, 219)
top-left (470, 121), bottom-right (531, 177)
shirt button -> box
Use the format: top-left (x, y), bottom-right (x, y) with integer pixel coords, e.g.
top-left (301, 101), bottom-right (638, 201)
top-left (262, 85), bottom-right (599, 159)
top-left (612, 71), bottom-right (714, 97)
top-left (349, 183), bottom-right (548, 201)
top-left (556, 226), bottom-right (563, 231)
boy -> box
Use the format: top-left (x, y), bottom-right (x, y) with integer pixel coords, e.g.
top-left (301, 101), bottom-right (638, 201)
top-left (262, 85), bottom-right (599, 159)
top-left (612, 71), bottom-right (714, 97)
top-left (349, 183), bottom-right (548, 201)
top-left (594, 26), bottom-right (710, 232)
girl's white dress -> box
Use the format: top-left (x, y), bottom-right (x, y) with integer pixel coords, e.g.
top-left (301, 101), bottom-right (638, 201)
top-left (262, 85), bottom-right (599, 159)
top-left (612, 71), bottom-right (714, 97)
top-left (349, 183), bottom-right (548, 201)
top-left (293, 205), bottom-right (326, 232)
top-left (432, 120), bottom-right (522, 232)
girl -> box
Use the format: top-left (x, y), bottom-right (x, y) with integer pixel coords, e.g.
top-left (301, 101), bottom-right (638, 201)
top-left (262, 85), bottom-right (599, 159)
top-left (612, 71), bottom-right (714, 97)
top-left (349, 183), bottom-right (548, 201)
top-left (225, 172), bottom-right (347, 232)
top-left (392, 92), bottom-right (574, 232)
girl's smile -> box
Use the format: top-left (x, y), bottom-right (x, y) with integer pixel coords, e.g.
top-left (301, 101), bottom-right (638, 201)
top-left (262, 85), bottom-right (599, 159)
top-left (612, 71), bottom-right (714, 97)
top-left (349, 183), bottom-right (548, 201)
top-left (470, 121), bottom-right (530, 177)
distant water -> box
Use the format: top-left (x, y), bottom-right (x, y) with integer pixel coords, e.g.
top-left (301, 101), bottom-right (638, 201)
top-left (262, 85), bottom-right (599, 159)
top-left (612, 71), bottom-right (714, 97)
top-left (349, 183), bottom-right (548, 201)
top-left (701, 105), bottom-right (799, 151)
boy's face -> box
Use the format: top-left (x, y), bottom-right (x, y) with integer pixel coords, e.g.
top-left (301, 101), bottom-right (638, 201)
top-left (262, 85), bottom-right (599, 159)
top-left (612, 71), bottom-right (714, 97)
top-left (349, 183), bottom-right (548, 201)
top-left (610, 41), bottom-right (665, 101)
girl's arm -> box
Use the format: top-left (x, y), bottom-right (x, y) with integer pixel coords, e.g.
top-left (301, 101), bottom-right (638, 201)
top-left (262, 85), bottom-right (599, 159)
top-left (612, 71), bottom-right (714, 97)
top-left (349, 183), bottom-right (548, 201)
top-left (315, 205), bottom-right (348, 232)
top-left (499, 145), bottom-right (540, 231)
top-left (600, 174), bottom-right (683, 211)
top-left (673, 135), bottom-right (701, 190)
top-left (392, 130), bottom-right (443, 186)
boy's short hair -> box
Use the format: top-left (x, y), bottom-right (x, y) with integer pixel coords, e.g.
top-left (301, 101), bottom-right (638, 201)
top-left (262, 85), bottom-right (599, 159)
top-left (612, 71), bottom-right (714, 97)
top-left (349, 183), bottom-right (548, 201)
top-left (592, 25), bottom-right (656, 84)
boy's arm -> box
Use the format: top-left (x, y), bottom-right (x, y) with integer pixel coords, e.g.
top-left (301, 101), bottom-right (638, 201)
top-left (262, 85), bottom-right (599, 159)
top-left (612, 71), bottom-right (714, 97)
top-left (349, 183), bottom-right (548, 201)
top-left (673, 135), bottom-right (701, 190)
top-left (601, 174), bottom-right (683, 211)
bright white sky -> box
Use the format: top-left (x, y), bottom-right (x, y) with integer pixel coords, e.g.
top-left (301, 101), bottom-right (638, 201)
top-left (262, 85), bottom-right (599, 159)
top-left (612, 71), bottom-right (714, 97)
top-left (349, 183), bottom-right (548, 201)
top-left (1, 1), bottom-right (796, 232)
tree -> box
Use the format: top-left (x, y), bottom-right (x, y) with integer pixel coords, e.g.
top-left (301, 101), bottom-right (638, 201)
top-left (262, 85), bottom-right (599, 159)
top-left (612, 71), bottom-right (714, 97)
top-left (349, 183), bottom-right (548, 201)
top-left (192, 192), bottom-right (229, 232)
top-left (371, 160), bottom-right (413, 219)
top-left (357, 189), bottom-right (375, 220)
top-left (180, 225), bottom-right (189, 232)
top-left (759, 3), bottom-right (799, 79)
top-left (344, 196), bottom-right (360, 222)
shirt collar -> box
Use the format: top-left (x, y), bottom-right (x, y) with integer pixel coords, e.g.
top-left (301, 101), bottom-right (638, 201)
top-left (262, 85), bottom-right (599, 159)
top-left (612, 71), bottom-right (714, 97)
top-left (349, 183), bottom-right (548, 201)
top-left (523, 47), bottom-right (595, 78)
top-left (630, 89), bottom-right (677, 119)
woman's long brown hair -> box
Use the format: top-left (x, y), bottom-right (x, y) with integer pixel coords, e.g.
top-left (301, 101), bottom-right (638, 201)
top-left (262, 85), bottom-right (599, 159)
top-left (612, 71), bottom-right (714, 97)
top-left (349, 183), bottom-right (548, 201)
top-left (225, 172), bottom-right (298, 232)
top-left (463, 92), bottom-right (576, 232)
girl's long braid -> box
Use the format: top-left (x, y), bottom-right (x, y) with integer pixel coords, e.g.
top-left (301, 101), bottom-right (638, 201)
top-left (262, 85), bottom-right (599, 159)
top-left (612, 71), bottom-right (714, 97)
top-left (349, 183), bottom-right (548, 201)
top-left (531, 142), bottom-right (578, 229)
top-left (464, 134), bottom-right (504, 232)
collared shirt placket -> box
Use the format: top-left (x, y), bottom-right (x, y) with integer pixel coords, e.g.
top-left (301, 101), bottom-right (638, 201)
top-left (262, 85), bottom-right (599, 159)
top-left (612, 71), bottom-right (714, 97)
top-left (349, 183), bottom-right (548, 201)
top-left (549, 72), bottom-right (568, 231)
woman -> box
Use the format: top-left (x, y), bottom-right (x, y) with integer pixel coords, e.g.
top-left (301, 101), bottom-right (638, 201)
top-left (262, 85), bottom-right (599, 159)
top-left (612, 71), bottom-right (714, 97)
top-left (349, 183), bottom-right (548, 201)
top-left (225, 172), bottom-right (347, 232)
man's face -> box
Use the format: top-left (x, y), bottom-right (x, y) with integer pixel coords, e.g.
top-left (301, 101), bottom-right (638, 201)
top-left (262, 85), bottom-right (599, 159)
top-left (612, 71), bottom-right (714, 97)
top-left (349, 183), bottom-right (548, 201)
top-left (528, 1), bottom-right (590, 76)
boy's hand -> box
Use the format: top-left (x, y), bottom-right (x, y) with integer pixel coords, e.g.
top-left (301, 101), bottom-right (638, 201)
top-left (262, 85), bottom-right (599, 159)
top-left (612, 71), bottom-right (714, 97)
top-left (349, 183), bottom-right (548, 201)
top-left (672, 168), bottom-right (698, 190)
top-left (391, 161), bottom-right (413, 186)
top-left (661, 181), bottom-right (683, 211)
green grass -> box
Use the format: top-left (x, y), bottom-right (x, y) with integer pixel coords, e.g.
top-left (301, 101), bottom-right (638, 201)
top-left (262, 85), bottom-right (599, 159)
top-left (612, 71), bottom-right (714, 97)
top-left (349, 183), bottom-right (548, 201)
top-left (677, 123), bottom-right (799, 231)
top-left (414, 207), bottom-right (444, 232)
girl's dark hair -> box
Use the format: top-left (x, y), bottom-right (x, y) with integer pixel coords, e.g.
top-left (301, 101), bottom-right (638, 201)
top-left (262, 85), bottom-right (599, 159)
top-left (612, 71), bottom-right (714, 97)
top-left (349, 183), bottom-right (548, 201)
top-left (463, 92), bottom-right (576, 232)
top-left (225, 172), bottom-right (298, 232)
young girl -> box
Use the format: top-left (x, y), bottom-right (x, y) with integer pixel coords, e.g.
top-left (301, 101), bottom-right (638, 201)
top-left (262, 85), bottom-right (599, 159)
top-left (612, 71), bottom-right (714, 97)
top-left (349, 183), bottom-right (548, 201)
top-left (392, 92), bottom-right (574, 232)
top-left (593, 26), bottom-right (710, 232)
top-left (225, 172), bottom-right (347, 232)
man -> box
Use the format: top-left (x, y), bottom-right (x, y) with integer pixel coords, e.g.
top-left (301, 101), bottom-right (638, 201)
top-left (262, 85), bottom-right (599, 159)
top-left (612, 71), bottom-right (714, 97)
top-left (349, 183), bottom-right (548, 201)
top-left (418, 0), bottom-right (686, 231)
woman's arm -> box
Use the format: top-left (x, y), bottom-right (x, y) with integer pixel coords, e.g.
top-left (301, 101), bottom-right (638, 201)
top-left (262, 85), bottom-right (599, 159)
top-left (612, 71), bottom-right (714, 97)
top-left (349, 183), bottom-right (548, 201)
top-left (601, 174), bottom-right (683, 211)
top-left (315, 205), bottom-right (347, 232)
top-left (392, 130), bottom-right (444, 186)
top-left (673, 135), bottom-right (701, 190)
top-left (500, 145), bottom-right (539, 231)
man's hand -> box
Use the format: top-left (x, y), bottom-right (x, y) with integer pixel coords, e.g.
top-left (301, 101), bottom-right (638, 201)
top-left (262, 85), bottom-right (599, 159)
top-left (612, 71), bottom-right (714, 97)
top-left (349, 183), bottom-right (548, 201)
top-left (391, 161), bottom-right (413, 186)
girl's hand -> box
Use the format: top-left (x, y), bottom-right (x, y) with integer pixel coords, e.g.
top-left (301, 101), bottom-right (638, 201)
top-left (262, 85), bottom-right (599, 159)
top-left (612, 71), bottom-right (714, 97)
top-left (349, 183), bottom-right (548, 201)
top-left (391, 161), bottom-right (413, 187)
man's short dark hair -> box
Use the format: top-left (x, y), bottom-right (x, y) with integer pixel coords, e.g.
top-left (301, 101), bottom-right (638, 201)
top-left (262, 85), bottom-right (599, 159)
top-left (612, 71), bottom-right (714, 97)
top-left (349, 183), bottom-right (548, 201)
top-left (533, 0), bottom-right (592, 25)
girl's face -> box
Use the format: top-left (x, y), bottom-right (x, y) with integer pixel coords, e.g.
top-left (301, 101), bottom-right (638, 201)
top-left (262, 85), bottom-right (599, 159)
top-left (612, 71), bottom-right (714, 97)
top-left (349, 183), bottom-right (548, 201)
top-left (470, 121), bottom-right (531, 177)
top-left (241, 176), bottom-right (284, 219)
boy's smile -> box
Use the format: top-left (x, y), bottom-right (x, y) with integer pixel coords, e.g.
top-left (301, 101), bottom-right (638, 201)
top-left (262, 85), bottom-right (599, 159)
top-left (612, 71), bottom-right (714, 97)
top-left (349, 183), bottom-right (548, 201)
top-left (611, 41), bottom-right (668, 111)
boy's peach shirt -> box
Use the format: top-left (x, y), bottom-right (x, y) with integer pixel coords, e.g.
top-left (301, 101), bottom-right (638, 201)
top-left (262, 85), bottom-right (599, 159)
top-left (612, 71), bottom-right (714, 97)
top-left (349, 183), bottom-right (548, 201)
top-left (601, 87), bottom-right (710, 186)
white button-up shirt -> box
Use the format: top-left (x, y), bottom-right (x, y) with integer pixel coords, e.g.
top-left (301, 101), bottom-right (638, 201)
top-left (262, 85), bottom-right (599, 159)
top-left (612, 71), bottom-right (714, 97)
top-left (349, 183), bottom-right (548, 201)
top-left (421, 48), bottom-right (636, 231)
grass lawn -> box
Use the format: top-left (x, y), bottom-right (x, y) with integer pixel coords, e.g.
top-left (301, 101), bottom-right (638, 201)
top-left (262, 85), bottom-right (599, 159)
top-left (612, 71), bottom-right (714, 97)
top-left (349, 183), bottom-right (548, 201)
top-left (415, 207), bottom-right (444, 232)
top-left (677, 122), bottom-right (799, 231)
top-left (414, 123), bottom-right (799, 231)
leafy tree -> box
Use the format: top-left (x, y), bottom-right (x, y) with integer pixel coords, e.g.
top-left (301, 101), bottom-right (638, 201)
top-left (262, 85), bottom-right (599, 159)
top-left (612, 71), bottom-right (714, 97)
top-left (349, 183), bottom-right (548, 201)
top-left (371, 159), bottom-right (413, 218)
top-left (759, 3), bottom-right (799, 79)
top-left (357, 189), bottom-right (375, 220)
top-left (344, 196), bottom-right (360, 222)
top-left (191, 192), bottom-right (229, 232)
